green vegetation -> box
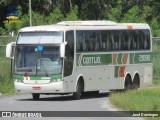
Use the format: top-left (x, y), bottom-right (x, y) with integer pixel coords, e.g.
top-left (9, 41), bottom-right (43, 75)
top-left (0, 45), bottom-right (15, 95)
top-left (110, 88), bottom-right (160, 111)
top-left (109, 42), bottom-right (160, 120)
top-left (0, 0), bottom-right (159, 36)
top-left (109, 88), bottom-right (160, 120)
top-left (153, 42), bottom-right (160, 83)
top-left (0, 61), bottom-right (14, 95)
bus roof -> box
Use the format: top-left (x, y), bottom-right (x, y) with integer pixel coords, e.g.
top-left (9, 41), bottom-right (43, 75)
top-left (57, 20), bottom-right (117, 26)
top-left (19, 20), bottom-right (150, 32)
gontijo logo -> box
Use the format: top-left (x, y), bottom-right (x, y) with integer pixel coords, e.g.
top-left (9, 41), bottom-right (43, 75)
top-left (78, 54), bottom-right (101, 66)
top-left (83, 57), bottom-right (100, 64)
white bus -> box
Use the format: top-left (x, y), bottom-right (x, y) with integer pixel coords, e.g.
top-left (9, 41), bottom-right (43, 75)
top-left (6, 20), bottom-right (152, 100)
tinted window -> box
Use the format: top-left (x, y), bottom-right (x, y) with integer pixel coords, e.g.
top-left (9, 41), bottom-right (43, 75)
top-left (64, 31), bottom-right (74, 77)
top-left (76, 30), bottom-right (150, 52)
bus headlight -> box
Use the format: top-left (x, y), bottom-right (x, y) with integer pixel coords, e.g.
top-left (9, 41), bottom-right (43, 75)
top-left (50, 79), bottom-right (61, 83)
top-left (15, 79), bottom-right (24, 83)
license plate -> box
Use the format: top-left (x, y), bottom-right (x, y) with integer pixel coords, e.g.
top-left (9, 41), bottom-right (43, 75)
top-left (32, 86), bottom-right (41, 90)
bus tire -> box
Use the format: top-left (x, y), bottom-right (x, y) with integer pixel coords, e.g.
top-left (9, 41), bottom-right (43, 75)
top-left (32, 93), bottom-right (40, 100)
top-left (73, 81), bottom-right (82, 100)
top-left (124, 75), bottom-right (132, 91)
top-left (83, 91), bottom-right (99, 96)
top-left (132, 74), bottom-right (140, 89)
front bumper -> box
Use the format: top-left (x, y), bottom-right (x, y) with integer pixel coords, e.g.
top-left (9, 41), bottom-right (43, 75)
top-left (14, 81), bottom-right (64, 94)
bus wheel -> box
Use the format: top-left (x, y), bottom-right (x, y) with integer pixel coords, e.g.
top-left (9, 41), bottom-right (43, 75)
top-left (132, 74), bottom-right (140, 89)
top-left (124, 75), bottom-right (132, 91)
top-left (83, 91), bottom-right (99, 96)
top-left (73, 81), bottom-right (83, 100)
top-left (32, 93), bottom-right (40, 100)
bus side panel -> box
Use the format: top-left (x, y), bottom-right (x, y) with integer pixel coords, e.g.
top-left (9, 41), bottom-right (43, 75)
top-left (71, 64), bottom-right (152, 92)
top-left (124, 64), bottom-right (152, 88)
top-left (73, 66), bottom-right (123, 92)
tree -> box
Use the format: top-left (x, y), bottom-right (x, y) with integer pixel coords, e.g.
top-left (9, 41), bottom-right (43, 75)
top-left (80, 0), bottom-right (106, 20)
top-left (64, 5), bottom-right (79, 21)
top-left (0, 0), bottom-right (160, 36)
top-left (48, 6), bottom-right (64, 24)
top-left (121, 5), bottom-right (146, 23)
top-left (150, 18), bottom-right (160, 36)
top-left (107, 0), bottom-right (122, 22)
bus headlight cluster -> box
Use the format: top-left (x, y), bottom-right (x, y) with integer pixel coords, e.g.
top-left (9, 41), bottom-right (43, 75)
top-left (15, 79), bottom-right (24, 83)
top-left (50, 79), bottom-right (61, 83)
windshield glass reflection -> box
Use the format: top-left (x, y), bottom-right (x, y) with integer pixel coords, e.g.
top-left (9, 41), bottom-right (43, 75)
top-left (15, 45), bottom-right (62, 76)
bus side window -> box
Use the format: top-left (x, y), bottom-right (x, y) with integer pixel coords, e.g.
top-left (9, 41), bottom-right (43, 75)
top-left (113, 31), bottom-right (121, 50)
top-left (77, 34), bottom-right (80, 51)
top-left (135, 31), bottom-right (140, 50)
top-left (106, 32), bottom-right (110, 51)
top-left (108, 32), bottom-right (112, 50)
top-left (132, 31), bottom-right (137, 50)
top-left (85, 35), bottom-right (89, 51)
top-left (128, 32), bottom-right (131, 50)
top-left (139, 31), bottom-right (142, 49)
top-left (87, 31), bottom-right (94, 51)
top-left (143, 30), bottom-right (150, 49)
top-left (146, 34), bottom-right (150, 49)
top-left (144, 37), bottom-right (148, 49)
top-left (123, 31), bottom-right (128, 50)
top-left (119, 32), bottom-right (122, 50)
top-left (76, 31), bottom-right (83, 52)
top-left (64, 31), bottom-right (74, 77)
top-left (83, 39), bottom-right (86, 51)
top-left (94, 32), bottom-right (99, 51)
top-left (101, 31), bottom-right (107, 51)
top-left (94, 37), bottom-right (98, 51)
top-left (78, 37), bottom-right (83, 51)
top-left (99, 32), bottom-right (103, 50)
top-left (110, 34), bottom-right (114, 50)
top-left (121, 31), bottom-right (124, 50)
top-left (82, 32), bottom-right (87, 51)
top-left (96, 32), bottom-right (101, 51)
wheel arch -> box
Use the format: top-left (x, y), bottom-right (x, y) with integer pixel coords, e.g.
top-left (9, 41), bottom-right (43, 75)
top-left (133, 72), bottom-right (140, 88)
top-left (75, 74), bottom-right (85, 92)
top-left (124, 72), bottom-right (132, 82)
top-left (124, 72), bottom-right (132, 89)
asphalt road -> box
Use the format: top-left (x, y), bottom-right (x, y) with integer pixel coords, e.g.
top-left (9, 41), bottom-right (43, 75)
top-left (0, 93), bottom-right (144, 120)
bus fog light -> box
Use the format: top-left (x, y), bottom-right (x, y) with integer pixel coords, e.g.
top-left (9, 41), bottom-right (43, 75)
top-left (15, 79), bottom-right (23, 83)
top-left (50, 79), bottom-right (61, 83)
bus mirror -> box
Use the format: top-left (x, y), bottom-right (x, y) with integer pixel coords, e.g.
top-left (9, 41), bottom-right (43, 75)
top-left (6, 42), bottom-right (16, 59)
top-left (60, 42), bottom-right (67, 58)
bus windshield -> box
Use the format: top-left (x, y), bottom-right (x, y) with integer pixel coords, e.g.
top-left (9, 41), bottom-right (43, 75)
top-left (14, 45), bottom-right (62, 76)
top-left (17, 31), bottom-right (63, 44)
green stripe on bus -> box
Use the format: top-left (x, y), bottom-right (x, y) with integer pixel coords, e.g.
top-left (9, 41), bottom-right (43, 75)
top-left (129, 52), bottom-right (152, 64)
top-left (114, 66), bottom-right (119, 78)
top-left (14, 74), bottom-right (62, 80)
top-left (14, 75), bottom-right (23, 80)
top-left (50, 74), bottom-right (62, 80)
top-left (77, 54), bottom-right (112, 66)
top-left (77, 52), bottom-right (152, 66)
top-left (117, 54), bottom-right (123, 64)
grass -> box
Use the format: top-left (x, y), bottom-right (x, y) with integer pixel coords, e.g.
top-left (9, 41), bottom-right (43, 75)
top-left (109, 87), bottom-right (160, 120)
top-left (0, 77), bottom-right (15, 95)
top-left (109, 44), bottom-right (160, 119)
top-left (0, 44), bottom-right (16, 96)
top-left (153, 55), bottom-right (160, 80)
top-left (0, 61), bottom-right (15, 95)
